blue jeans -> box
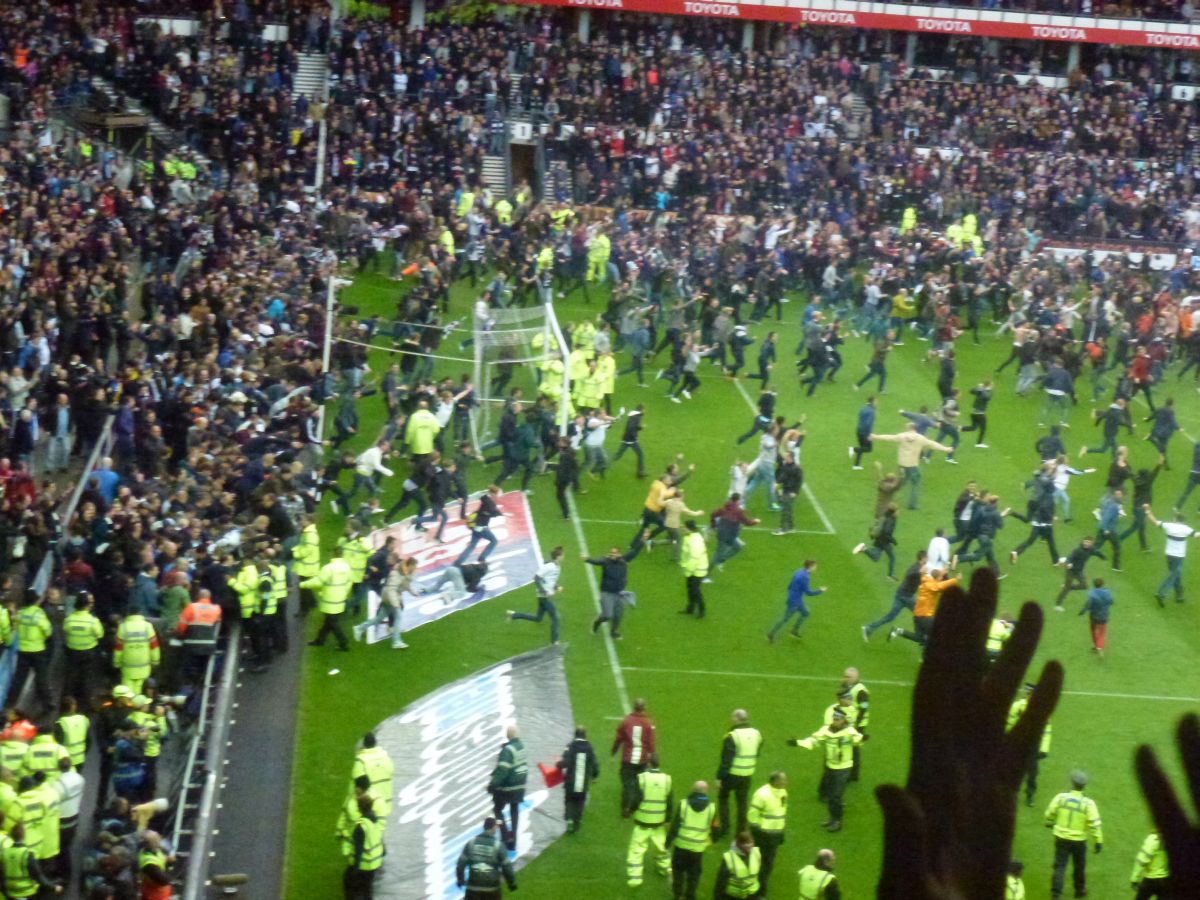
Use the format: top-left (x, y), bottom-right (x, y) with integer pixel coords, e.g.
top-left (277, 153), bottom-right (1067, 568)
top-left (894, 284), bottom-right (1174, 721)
top-left (767, 603), bottom-right (809, 639)
top-left (455, 527), bottom-right (498, 566)
top-left (744, 466), bottom-right (777, 507)
top-left (511, 596), bottom-right (560, 643)
top-left (1054, 487), bottom-right (1071, 521)
top-left (415, 502), bottom-right (448, 541)
top-left (864, 591), bottom-right (915, 636)
top-left (902, 466), bottom-right (921, 509)
top-left (1157, 555), bottom-right (1186, 600)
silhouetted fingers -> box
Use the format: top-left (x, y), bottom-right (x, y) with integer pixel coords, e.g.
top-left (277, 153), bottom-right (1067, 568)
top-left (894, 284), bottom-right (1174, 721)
top-left (1136, 742), bottom-right (1192, 856)
top-left (921, 571), bottom-right (995, 702)
top-left (984, 601), bottom-right (1046, 727)
top-left (1002, 660), bottom-right (1063, 788)
top-left (875, 784), bottom-right (936, 900)
top-left (1178, 714), bottom-right (1200, 828)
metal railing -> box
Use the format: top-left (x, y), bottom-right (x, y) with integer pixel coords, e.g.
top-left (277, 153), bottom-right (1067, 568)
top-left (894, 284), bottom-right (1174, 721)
top-left (176, 625), bottom-right (241, 900)
top-left (0, 414), bottom-right (116, 707)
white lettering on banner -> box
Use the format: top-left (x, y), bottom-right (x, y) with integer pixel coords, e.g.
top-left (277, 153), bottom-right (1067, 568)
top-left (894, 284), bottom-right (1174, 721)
top-left (683, 1), bottom-right (740, 15)
top-left (1032, 26), bottom-right (1087, 40)
top-left (800, 10), bottom-right (856, 24)
top-left (916, 18), bottom-right (972, 33)
top-left (1146, 32), bottom-right (1200, 48)
top-left (567, 0), bottom-right (623, 6)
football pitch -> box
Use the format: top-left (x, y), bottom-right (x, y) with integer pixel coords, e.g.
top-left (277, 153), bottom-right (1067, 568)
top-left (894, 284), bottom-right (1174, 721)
top-left (283, 270), bottom-right (1199, 899)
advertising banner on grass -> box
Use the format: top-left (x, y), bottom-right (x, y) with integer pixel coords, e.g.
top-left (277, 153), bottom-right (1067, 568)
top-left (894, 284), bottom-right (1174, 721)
top-left (376, 647), bottom-right (573, 900)
top-left (362, 490), bottom-right (543, 642)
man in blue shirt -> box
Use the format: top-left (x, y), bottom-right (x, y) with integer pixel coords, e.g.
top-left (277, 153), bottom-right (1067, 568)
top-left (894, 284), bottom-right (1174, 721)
top-left (1093, 489), bottom-right (1124, 572)
top-left (1079, 578), bottom-right (1113, 658)
top-left (91, 457), bottom-right (120, 506)
top-left (851, 396), bottom-right (877, 470)
top-left (767, 560), bottom-right (826, 642)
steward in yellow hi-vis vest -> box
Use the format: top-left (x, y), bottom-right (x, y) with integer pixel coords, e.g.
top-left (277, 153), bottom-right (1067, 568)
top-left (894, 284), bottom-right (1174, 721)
top-left (1044, 770), bottom-right (1102, 899)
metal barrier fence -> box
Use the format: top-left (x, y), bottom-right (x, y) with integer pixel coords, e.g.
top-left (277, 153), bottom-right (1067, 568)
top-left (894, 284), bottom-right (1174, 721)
top-left (0, 414), bottom-right (115, 707)
top-left (178, 625), bottom-right (241, 900)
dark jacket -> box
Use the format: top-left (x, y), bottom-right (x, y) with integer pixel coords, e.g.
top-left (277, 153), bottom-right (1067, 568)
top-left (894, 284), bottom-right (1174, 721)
top-left (558, 737), bottom-right (600, 796)
top-left (586, 539), bottom-right (644, 593)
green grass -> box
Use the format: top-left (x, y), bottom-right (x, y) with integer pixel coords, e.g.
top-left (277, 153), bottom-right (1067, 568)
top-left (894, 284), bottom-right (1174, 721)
top-left (283, 268), bottom-right (1199, 898)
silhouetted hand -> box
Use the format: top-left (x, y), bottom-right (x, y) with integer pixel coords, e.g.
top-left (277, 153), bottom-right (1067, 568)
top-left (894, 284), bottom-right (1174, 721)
top-left (1136, 713), bottom-right (1200, 895)
top-left (875, 568), bottom-right (1063, 900)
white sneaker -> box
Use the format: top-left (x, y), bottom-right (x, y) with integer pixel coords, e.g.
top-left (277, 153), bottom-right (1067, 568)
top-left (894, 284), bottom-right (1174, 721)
top-left (848, 446), bottom-right (855, 459)
top-left (352, 624), bottom-right (365, 642)
top-left (670, 396), bottom-right (682, 404)
top-left (393, 641), bottom-right (410, 649)
top-left (771, 529), bottom-right (787, 536)
top-left (852, 465), bottom-right (863, 471)
top-left (861, 625), bottom-right (870, 643)
top-left (506, 609), bottom-right (515, 619)
top-left (976, 443), bottom-right (989, 449)
top-left (852, 542), bottom-right (865, 554)
top-left (946, 457), bottom-right (959, 465)
top-left (701, 577), bottom-right (713, 584)
top-left (682, 390), bottom-right (692, 400)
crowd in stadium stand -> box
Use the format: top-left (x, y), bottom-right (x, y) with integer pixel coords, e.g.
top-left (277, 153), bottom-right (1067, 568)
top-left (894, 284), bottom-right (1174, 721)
top-left (0, 0), bottom-right (1197, 894)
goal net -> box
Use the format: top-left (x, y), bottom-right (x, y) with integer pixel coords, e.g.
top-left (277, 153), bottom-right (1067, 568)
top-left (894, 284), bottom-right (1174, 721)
top-left (472, 302), bottom-right (570, 447)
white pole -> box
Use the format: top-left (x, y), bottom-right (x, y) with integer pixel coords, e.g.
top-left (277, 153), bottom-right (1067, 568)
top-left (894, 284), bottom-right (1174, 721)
top-left (545, 302), bottom-right (571, 436)
top-left (314, 116), bottom-right (328, 193)
top-left (317, 261), bottom-right (347, 440)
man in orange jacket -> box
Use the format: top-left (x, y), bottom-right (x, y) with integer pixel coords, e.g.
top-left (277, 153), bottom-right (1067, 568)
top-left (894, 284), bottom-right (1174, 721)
top-left (890, 568), bottom-right (959, 648)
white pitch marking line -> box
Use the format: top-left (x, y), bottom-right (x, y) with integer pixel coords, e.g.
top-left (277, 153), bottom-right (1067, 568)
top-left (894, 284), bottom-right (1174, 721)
top-left (568, 490), bottom-right (631, 712)
top-left (731, 377), bottom-right (836, 535)
top-left (621, 665), bottom-right (1200, 704)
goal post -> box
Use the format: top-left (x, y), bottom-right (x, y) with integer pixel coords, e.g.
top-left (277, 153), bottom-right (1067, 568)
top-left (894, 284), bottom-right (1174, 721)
top-left (472, 302), bottom-right (571, 448)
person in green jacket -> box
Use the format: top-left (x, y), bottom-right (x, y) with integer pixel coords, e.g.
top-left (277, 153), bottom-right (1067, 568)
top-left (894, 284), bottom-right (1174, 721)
top-left (13, 592), bottom-right (53, 713)
top-left (487, 725), bottom-right (527, 852)
top-left (456, 817), bottom-right (516, 897)
top-left (406, 399), bottom-right (442, 459)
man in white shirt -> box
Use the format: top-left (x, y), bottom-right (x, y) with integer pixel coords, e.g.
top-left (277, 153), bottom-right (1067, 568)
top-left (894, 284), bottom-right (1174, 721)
top-left (926, 528), bottom-right (951, 573)
top-left (1145, 507), bottom-right (1200, 605)
top-left (351, 439), bottom-right (394, 502)
top-left (54, 756), bottom-right (85, 877)
top-left (507, 546), bottom-right (564, 644)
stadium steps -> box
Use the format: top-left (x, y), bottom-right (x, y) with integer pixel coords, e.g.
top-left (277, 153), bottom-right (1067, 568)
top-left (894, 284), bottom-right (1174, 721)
top-left (544, 158), bottom-right (573, 203)
top-left (845, 92), bottom-right (870, 139)
top-left (293, 51), bottom-right (330, 101)
top-left (87, 75), bottom-right (211, 167)
top-left (482, 154), bottom-right (510, 195)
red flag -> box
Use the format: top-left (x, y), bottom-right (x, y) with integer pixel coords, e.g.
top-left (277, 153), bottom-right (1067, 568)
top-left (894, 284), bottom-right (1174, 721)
top-left (538, 762), bottom-right (564, 789)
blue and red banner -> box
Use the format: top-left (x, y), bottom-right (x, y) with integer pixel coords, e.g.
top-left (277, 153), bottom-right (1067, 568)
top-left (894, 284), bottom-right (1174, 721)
top-left (363, 491), bottom-right (543, 641)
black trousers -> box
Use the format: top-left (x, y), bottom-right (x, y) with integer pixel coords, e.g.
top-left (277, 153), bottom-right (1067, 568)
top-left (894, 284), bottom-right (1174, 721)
top-left (1022, 751), bottom-right (1043, 803)
top-left (1014, 525), bottom-right (1059, 564)
top-left (312, 612), bottom-right (349, 649)
top-left (343, 866), bottom-right (376, 900)
top-left (961, 412), bottom-right (988, 443)
top-left (750, 827), bottom-right (783, 892)
top-left (13, 649), bottom-right (51, 711)
top-left (620, 762), bottom-right (646, 815)
top-left (556, 479), bottom-right (577, 519)
top-left (684, 576), bottom-right (705, 617)
top-left (1136, 877), bottom-right (1169, 899)
top-left (564, 790), bottom-right (588, 828)
top-left (717, 774), bottom-right (751, 836)
top-left (819, 767), bottom-right (851, 823)
top-left (271, 607), bottom-right (290, 654)
top-left (492, 790), bottom-right (522, 850)
top-left (63, 648), bottom-right (98, 706)
top-left (1051, 837), bottom-right (1087, 898)
top-left (298, 586), bottom-right (317, 616)
top-left (671, 848), bottom-right (703, 900)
